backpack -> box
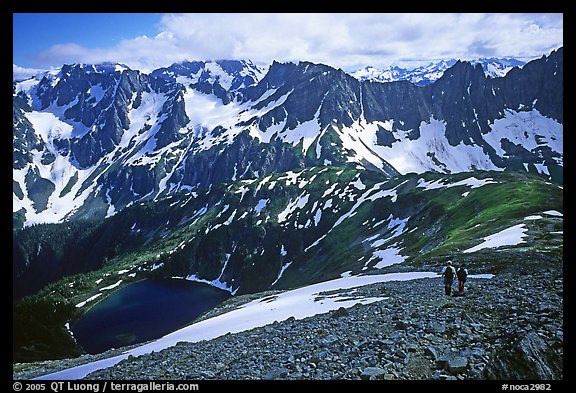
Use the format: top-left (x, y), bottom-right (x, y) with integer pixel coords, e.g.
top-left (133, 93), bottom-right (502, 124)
top-left (457, 267), bottom-right (467, 281)
top-left (444, 266), bottom-right (454, 280)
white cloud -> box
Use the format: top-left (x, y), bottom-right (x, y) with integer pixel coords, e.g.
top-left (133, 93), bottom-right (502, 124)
top-left (33, 13), bottom-right (563, 72)
top-left (13, 64), bottom-right (46, 81)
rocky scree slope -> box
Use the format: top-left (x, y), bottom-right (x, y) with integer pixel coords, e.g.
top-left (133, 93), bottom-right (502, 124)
top-left (87, 256), bottom-right (564, 381)
top-left (13, 252), bottom-right (562, 380)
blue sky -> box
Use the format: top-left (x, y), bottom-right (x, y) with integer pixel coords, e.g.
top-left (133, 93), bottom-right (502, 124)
top-left (13, 13), bottom-right (563, 73)
top-left (13, 13), bottom-right (162, 67)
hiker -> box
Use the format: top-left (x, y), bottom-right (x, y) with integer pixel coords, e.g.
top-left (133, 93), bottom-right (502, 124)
top-left (441, 261), bottom-right (456, 295)
top-left (457, 263), bottom-right (468, 293)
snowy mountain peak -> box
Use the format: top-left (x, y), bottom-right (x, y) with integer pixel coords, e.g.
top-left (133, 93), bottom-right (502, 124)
top-left (351, 65), bottom-right (406, 83)
top-left (152, 59), bottom-right (266, 92)
top-left (36, 62), bottom-right (133, 84)
top-left (473, 57), bottom-right (526, 78)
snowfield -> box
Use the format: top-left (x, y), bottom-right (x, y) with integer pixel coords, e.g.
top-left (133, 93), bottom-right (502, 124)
top-left (463, 223), bottom-right (528, 253)
top-left (463, 210), bottom-right (562, 254)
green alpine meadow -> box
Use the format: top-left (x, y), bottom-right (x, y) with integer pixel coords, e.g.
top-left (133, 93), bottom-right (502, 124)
top-left (13, 166), bottom-right (563, 366)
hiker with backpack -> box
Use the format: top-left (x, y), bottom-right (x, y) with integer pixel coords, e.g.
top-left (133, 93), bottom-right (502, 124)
top-left (441, 261), bottom-right (456, 296)
top-left (457, 263), bottom-right (468, 294)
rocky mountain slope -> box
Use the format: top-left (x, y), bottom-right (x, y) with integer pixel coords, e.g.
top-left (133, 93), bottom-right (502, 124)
top-left (13, 48), bottom-right (563, 228)
top-left (89, 260), bottom-right (563, 381)
top-left (14, 167), bottom-right (562, 299)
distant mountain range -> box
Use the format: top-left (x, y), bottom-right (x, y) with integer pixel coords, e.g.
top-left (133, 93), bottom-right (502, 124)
top-left (349, 57), bottom-right (528, 85)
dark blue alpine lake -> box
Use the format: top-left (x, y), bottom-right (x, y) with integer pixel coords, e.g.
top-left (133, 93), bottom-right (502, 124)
top-left (72, 279), bottom-right (231, 354)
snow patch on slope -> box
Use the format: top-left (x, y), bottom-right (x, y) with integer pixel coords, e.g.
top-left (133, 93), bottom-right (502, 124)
top-left (463, 223), bottom-right (528, 253)
top-left (483, 108), bottom-right (563, 164)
